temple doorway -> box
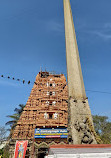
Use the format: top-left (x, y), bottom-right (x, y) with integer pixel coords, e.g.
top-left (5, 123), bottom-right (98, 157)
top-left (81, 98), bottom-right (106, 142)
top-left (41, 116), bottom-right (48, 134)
top-left (38, 148), bottom-right (48, 158)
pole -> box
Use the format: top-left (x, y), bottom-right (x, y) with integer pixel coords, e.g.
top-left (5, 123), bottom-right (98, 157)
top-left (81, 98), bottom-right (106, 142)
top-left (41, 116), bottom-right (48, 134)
top-left (31, 130), bottom-right (35, 158)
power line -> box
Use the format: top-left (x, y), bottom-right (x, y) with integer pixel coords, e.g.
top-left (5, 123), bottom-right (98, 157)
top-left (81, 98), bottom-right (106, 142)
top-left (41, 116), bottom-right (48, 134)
top-left (0, 74), bottom-right (37, 85)
top-left (1, 74), bottom-right (111, 95)
top-left (86, 90), bottom-right (111, 95)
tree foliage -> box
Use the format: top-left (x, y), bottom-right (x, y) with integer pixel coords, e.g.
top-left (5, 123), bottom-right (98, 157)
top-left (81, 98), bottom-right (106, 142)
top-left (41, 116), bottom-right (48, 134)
top-left (0, 148), bottom-right (3, 158)
top-left (0, 127), bottom-right (6, 144)
top-left (0, 145), bottom-right (10, 158)
top-left (0, 127), bottom-right (9, 158)
top-left (5, 104), bottom-right (25, 138)
top-left (3, 144), bottom-right (10, 158)
top-left (93, 115), bottom-right (111, 144)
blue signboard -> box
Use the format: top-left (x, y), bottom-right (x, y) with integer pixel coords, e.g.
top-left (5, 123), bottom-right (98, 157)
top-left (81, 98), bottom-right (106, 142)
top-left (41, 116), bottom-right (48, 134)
top-left (34, 128), bottom-right (68, 138)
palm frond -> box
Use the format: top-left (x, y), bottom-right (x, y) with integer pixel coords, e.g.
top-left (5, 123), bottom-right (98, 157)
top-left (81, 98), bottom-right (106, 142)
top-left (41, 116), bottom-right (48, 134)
top-left (6, 104), bottom-right (25, 138)
top-left (18, 104), bottom-right (25, 108)
top-left (6, 114), bottom-right (19, 120)
top-left (5, 120), bottom-right (17, 126)
top-left (14, 104), bottom-right (25, 115)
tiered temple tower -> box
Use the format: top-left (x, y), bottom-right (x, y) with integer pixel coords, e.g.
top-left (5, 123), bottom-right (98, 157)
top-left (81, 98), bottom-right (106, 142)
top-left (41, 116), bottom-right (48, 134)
top-left (63, 0), bottom-right (97, 144)
top-left (10, 72), bottom-right (68, 157)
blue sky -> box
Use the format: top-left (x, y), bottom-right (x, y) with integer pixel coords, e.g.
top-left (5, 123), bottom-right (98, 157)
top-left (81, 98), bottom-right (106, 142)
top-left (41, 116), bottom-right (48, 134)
top-left (0, 0), bottom-right (111, 128)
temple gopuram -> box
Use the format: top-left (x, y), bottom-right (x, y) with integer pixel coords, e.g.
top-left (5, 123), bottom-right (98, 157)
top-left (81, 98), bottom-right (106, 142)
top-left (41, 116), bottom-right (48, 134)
top-left (9, 71), bottom-right (68, 157)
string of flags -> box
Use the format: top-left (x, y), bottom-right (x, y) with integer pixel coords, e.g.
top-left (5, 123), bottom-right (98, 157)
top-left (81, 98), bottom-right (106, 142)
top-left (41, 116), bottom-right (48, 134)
top-left (0, 74), bottom-right (37, 85)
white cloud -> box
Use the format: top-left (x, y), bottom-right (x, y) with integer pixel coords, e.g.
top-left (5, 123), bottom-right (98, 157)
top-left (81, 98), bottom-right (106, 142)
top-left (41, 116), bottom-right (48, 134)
top-left (77, 21), bottom-right (111, 41)
top-left (104, 23), bottom-right (111, 29)
top-left (91, 31), bottom-right (111, 40)
top-left (0, 80), bottom-right (19, 87)
top-left (46, 20), bottom-right (64, 33)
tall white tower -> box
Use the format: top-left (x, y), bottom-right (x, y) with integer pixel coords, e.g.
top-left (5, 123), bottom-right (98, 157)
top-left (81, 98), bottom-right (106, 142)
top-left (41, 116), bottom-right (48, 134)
top-left (63, 0), bottom-right (97, 144)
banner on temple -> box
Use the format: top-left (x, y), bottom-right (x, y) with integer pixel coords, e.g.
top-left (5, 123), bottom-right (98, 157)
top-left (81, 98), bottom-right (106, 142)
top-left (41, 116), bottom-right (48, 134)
top-left (35, 128), bottom-right (68, 138)
top-left (14, 140), bottom-right (28, 158)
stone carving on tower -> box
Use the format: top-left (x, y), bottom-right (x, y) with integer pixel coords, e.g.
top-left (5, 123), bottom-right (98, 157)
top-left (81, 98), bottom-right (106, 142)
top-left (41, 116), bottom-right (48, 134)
top-left (63, 0), bottom-right (97, 144)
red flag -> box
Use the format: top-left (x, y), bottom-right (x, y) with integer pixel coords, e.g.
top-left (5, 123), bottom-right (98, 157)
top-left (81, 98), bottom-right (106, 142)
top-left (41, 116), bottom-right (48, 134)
top-left (14, 141), bottom-right (28, 158)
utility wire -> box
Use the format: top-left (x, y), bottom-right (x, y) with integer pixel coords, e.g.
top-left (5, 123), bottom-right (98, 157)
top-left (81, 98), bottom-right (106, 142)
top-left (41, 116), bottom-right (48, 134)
top-left (86, 90), bottom-right (111, 95)
top-left (0, 74), bottom-right (37, 85)
top-left (1, 74), bottom-right (111, 95)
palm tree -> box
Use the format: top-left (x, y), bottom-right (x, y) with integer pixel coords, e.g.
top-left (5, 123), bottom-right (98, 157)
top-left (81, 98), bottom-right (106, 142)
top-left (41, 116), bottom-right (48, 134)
top-left (5, 104), bottom-right (25, 138)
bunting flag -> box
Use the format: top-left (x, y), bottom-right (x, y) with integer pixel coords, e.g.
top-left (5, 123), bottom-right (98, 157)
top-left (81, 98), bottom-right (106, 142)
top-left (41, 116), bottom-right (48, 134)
top-left (0, 74), bottom-right (37, 85)
top-left (14, 140), bottom-right (28, 158)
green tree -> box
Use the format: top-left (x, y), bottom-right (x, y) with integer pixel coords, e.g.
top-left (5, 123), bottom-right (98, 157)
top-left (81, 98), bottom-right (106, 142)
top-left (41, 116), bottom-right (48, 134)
top-left (3, 144), bottom-right (10, 158)
top-left (0, 148), bottom-right (3, 158)
top-left (0, 126), bottom-right (6, 144)
top-left (6, 104), bottom-right (25, 138)
top-left (0, 127), bottom-right (8, 158)
top-left (93, 115), bottom-right (111, 144)
top-left (0, 147), bottom-right (10, 158)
